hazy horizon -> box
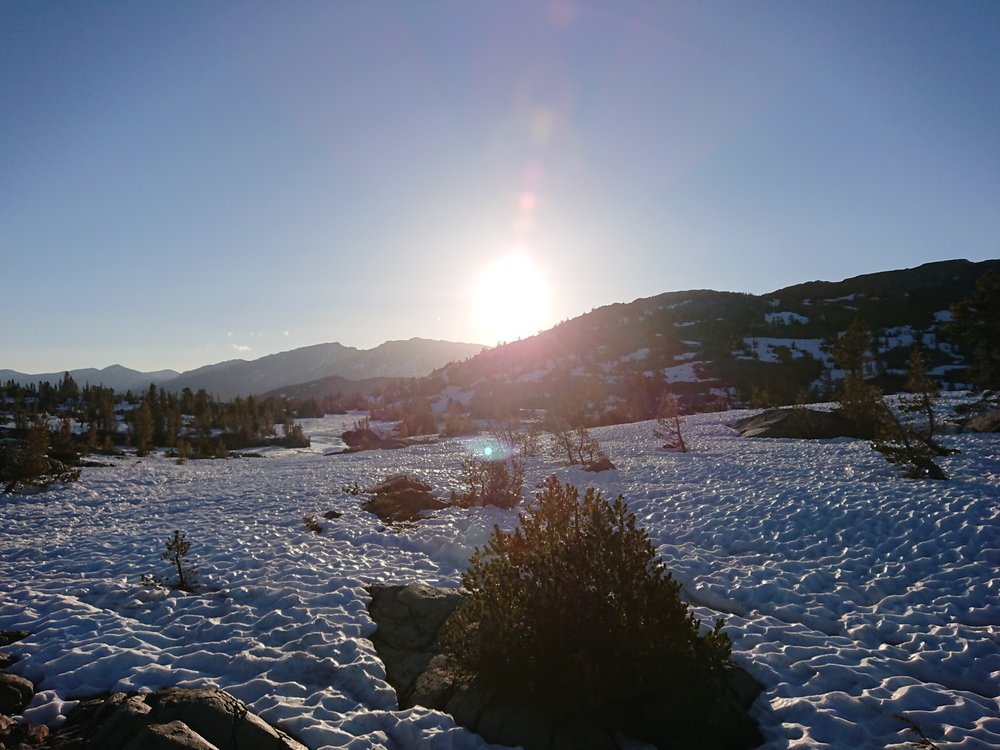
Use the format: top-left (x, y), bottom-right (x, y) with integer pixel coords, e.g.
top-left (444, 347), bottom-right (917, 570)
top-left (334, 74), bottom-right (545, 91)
top-left (0, 335), bottom-right (492, 377)
top-left (3, 1), bottom-right (998, 373)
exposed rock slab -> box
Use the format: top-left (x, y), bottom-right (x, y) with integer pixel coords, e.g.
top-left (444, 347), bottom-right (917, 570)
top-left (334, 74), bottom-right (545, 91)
top-left (9, 687), bottom-right (306, 750)
top-left (729, 407), bottom-right (874, 439)
top-left (362, 475), bottom-right (448, 523)
top-left (0, 671), bottom-right (36, 715)
top-left (965, 408), bottom-right (1000, 433)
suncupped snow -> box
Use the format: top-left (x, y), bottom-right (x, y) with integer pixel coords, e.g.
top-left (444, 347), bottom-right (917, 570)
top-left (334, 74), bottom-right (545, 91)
top-left (1, 411), bottom-right (998, 749)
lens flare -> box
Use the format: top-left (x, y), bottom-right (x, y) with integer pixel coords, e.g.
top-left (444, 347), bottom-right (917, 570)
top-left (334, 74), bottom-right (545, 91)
top-left (460, 435), bottom-right (514, 460)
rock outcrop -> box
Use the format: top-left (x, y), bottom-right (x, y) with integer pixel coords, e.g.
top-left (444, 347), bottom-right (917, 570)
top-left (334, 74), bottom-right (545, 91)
top-left (729, 407), bottom-right (874, 439)
top-left (965, 408), bottom-right (1000, 433)
top-left (0, 672), bottom-right (34, 716)
top-left (362, 475), bottom-right (448, 523)
top-left (1, 686), bottom-right (305, 750)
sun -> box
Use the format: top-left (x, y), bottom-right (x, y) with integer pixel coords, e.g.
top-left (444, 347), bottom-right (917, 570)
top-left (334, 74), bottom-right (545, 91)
top-left (473, 250), bottom-right (552, 345)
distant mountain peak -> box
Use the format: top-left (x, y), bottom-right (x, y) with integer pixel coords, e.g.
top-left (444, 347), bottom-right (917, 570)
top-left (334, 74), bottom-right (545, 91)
top-left (163, 338), bottom-right (486, 398)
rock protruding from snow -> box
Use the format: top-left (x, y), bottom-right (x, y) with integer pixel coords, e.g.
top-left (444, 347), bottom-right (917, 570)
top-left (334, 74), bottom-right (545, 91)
top-left (0, 630), bottom-right (29, 670)
top-left (33, 688), bottom-right (306, 750)
top-left (729, 407), bottom-right (874, 439)
top-left (0, 672), bottom-right (34, 716)
top-left (367, 583), bottom-right (763, 750)
top-left (362, 475), bottom-right (448, 523)
top-left (368, 583), bottom-right (464, 705)
top-left (342, 426), bottom-right (403, 451)
top-left (965, 408), bottom-right (1000, 433)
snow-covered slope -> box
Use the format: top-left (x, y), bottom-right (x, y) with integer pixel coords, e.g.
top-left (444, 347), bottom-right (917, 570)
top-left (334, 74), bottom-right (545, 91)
top-left (1, 408), bottom-right (998, 749)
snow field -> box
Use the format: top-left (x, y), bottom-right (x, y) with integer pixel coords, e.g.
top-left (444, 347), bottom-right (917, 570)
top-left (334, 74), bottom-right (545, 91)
top-left (1, 411), bottom-right (998, 749)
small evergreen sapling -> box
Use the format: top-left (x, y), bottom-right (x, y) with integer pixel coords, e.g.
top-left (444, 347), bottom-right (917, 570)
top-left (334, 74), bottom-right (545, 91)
top-left (142, 530), bottom-right (199, 592)
top-left (871, 350), bottom-right (955, 480)
top-left (832, 317), bottom-right (884, 428)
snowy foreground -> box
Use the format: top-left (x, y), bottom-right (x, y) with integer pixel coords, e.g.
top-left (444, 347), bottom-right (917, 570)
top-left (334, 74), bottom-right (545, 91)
top-left (1, 411), bottom-right (999, 750)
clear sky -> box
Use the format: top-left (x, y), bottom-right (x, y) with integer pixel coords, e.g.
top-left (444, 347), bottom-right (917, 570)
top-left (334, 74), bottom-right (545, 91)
top-left (2, 1), bottom-right (998, 374)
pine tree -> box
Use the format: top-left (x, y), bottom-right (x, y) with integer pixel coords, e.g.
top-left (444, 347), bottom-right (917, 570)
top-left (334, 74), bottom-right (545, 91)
top-left (950, 269), bottom-right (1000, 398)
top-left (131, 400), bottom-right (154, 457)
top-left (143, 530), bottom-right (199, 592)
top-left (901, 349), bottom-right (938, 442)
top-left (23, 415), bottom-right (51, 478)
top-left (832, 317), bottom-right (884, 428)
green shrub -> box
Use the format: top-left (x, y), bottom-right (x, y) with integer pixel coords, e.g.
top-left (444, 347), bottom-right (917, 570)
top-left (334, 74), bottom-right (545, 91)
top-left (142, 530), bottom-right (199, 592)
top-left (442, 476), bottom-right (732, 725)
top-left (280, 420), bottom-right (310, 448)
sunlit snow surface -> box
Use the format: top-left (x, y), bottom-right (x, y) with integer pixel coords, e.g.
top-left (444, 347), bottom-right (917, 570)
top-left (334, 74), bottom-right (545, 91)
top-left (2, 411), bottom-right (999, 749)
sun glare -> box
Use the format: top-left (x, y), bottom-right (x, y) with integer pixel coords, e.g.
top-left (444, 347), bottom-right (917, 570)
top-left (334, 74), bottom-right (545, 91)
top-left (473, 250), bottom-right (552, 345)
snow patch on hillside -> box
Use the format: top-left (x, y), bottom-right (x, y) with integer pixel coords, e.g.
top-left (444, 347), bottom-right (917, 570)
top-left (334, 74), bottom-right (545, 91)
top-left (620, 348), bottom-right (650, 363)
top-left (765, 311), bottom-right (809, 325)
top-left (663, 362), bottom-right (709, 383)
top-left (739, 338), bottom-right (827, 364)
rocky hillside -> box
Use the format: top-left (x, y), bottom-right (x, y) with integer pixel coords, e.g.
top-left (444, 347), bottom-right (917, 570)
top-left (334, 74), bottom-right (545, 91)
top-left (373, 259), bottom-right (998, 424)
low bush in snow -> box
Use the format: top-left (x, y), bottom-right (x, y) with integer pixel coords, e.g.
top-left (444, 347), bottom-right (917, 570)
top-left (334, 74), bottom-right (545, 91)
top-left (488, 417), bottom-right (542, 458)
top-left (442, 476), bottom-right (733, 731)
top-left (451, 454), bottom-right (524, 509)
top-left (550, 425), bottom-right (614, 471)
top-left (652, 392), bottom-right (688, 452)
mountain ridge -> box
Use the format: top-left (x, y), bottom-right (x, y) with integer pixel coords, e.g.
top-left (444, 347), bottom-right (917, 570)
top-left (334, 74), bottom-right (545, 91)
top-left (1, 337), bottom-right (486, 398)
top-left (369, 258), bottom-right (999, 422)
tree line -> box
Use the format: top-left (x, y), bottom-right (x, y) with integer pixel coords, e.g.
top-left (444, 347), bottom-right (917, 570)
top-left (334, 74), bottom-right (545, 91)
top-left (0, 376), bottom-right (352, 459)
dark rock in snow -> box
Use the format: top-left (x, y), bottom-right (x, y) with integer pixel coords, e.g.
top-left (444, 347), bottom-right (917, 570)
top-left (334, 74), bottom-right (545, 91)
top-left (0, 717), bottom-right (48, 748)
top-left (146, 687), bottom-right (303, 750)
top-left (965, 408), bottom-right (1000, 433)
top-left (342, 427), bottom-right (405, 451)
top-left (367, 582), bottom-right (764, 750)
top-left (0, 713), bottom-right (16, 736)
top-left (0, 631), bottom-right (30, 648)
top-left (0, 630), bottom-right (29, 670)
top-left (88, 693), bottom-right (152, 750)
top-left (124, 719), bottom-right (218, 750)
top-left (0, 672), bottom-right (34, 715)
top-left (362, 475), bottom-right (447, 522)
top-left (583, 455), bottom-right (616, 472)
top-left (729, 407), bottom-right (875, 439)
top-left (20, 687), bottom-right (306, 750)
top-left (368, 583), bottom-right (464, 705)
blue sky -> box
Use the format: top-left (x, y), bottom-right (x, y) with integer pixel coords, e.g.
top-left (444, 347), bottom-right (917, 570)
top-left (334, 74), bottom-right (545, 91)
top-left (2, 1), bottom-right (997, 373)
